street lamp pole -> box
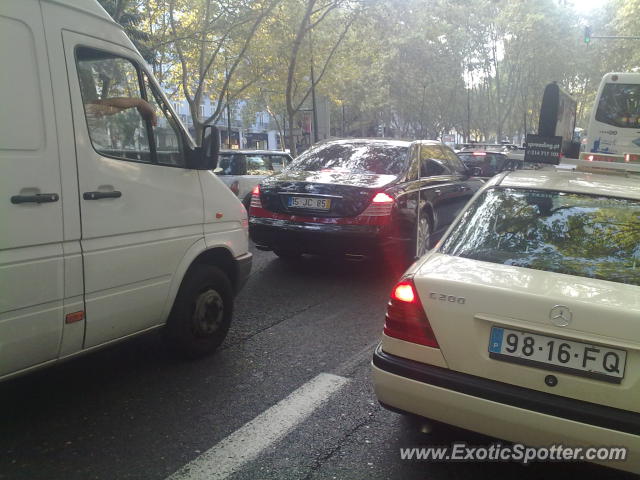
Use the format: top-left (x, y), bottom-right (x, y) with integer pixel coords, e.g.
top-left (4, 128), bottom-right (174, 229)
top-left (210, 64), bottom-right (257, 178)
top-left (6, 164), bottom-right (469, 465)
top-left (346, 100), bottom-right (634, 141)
top-left (226, 88), bottom-right (232, 148)
top-left (224, 57), bottom-right (232, 148)
top-left (420, 84), bottom-right (426, 138)
top-left (309, 19), bottom-right (319, 144)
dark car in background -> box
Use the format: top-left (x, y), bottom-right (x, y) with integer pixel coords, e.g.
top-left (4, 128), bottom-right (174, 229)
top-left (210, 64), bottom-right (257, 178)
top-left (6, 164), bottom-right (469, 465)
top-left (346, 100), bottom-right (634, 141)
top-left (457, 150), bottom-right (509, 178)
top-left (458, 150), bottom-right (541, 178)
top-left (249, 139), bottom-right (483, 263)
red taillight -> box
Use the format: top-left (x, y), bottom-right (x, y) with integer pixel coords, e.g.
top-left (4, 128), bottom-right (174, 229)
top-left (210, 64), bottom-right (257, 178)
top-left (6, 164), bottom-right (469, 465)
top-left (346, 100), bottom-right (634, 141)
top-left (359, 192), bottom-right (394, 219)
top-left (472, 151), bottom-right (487, 156)
top-left (372, 192), bottom-right (394, 203)
top-left (391, 281), bottom-right (416, 303)
top-left (249, 185), bottom-right (263, 212)
top-left (586, 154), bottom-right (616, 162)
top-left (384, 278), bottom-right (439, 348)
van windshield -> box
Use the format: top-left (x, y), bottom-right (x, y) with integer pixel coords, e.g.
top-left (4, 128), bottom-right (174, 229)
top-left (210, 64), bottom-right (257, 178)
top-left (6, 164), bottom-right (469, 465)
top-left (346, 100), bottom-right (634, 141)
top-left (440, 188), bottom-right (640, 286)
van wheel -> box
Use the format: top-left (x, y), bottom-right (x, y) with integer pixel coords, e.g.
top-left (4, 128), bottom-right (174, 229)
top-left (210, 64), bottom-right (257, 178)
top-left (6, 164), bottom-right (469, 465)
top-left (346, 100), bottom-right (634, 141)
top-left (165, 265), bottom-right (233, 359)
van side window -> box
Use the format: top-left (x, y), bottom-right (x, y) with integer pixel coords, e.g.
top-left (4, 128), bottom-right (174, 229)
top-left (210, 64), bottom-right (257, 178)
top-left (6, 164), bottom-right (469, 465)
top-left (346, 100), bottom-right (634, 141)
top-left (142, 73), bottom-right (185, 167)
top-left (76, 47), bottom-right (152, 163)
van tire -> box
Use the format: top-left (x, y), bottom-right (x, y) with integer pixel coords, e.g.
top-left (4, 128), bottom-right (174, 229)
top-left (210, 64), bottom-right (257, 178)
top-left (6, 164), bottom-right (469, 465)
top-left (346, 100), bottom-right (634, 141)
top-left (165, 265), bottom-right (233, 359)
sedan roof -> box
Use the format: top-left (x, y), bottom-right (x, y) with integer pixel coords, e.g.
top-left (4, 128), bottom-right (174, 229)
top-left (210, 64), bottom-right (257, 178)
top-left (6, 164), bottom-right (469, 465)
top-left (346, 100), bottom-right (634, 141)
top-left (496, 169), bottom-right (640, 200)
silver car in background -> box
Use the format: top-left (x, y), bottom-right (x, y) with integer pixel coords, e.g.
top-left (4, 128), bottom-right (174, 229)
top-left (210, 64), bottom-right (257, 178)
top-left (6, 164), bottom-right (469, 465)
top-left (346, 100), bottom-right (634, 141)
top-left (214, 150), bottom-right (293, 208)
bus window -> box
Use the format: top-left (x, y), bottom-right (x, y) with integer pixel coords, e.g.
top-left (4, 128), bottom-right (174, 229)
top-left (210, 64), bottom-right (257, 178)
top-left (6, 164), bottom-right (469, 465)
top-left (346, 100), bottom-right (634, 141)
top-left (595, 83), bottom-right (640, 128)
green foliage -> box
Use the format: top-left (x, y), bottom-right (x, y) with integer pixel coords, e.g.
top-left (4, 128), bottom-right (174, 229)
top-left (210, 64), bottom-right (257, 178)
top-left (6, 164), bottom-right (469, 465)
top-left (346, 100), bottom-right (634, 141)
top-left (104, 0), bottom-right (636, 143)
top-left (97, 0), bottom-right (154, 63)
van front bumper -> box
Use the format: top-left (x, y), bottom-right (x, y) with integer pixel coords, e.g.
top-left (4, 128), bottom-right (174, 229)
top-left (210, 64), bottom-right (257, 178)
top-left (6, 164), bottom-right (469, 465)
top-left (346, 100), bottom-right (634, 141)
top-left (372, 345), bottom-right (640, 473)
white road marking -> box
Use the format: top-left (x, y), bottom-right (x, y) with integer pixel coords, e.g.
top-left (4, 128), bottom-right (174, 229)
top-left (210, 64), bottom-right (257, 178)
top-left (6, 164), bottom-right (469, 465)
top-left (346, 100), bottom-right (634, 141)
top-left (166, 373), bottom-right (350, 480)
top-left (333, 340), bottom-right (379, 377)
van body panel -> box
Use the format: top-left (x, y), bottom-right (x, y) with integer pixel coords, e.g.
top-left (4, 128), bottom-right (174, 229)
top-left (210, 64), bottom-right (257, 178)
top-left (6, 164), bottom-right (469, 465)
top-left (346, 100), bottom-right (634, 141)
top-left (59, 242), bottom-right (84, 356)
top-left (0, 0), bottom-right (65, 376)
top-left (60, 29), bottom-right (207, 347)
top-left (1, 0), bottom-right (251, 380)
top-left (200, 170), bottom-right (250, 256)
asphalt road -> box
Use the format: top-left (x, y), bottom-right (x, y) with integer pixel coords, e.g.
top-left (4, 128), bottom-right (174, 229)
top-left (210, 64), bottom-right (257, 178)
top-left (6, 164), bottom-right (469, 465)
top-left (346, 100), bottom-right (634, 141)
top-left (0, 247), bottom-right (635, 480)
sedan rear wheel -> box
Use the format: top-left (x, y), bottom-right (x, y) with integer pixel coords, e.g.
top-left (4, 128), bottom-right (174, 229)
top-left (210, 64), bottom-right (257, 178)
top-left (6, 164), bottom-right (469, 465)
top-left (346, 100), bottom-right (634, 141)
top-left (416, 215), bottom-right (432, 259)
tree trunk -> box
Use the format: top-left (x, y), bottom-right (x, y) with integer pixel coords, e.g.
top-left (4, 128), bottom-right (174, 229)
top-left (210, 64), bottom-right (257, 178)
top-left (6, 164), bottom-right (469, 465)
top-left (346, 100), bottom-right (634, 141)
top-left (288, 110), bottom-right (297, 157)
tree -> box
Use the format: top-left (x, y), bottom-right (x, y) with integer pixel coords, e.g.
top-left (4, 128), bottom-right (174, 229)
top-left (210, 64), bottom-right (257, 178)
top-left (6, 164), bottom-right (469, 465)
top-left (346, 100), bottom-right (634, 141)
top-left (98, 0), bottom-right (154, 63)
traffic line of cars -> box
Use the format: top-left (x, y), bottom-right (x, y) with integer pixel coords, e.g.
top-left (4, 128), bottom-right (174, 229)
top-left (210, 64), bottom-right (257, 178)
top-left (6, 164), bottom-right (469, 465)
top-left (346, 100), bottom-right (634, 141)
top-left (3, 0), bottom-right (638, 474)
top-left (372, 162), bottom-right (640, 474)
top-left (238, 139), bottom-right (640, 473)
top-left (247, 139), bottom-right (483, 263)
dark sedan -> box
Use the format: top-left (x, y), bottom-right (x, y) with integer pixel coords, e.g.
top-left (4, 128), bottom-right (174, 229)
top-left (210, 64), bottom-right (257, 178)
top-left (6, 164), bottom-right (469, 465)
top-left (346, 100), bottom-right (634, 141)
top-left (249, 139), bottom-right (483, 263)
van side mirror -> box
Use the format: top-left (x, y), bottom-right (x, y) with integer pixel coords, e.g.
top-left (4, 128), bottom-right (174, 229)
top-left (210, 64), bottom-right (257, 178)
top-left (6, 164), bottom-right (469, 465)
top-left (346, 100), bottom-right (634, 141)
top-left (188, 125), bottom-right (219, 170)
top-left (201, 125), bottom-right (219, 169)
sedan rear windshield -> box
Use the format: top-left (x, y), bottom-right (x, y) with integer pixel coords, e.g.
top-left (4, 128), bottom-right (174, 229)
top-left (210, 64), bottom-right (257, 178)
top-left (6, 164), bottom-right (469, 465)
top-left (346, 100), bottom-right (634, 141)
top-left (288, 142), bottom-right (408, 175)
top-left (440, 188), bottom-right (640, 286)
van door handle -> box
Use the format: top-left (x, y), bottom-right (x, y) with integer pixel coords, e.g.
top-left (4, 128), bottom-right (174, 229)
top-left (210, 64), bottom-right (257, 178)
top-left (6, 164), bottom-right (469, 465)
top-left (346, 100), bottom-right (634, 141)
top-left (11, 193), bottom-right (59, 204)
top-left (83, 191), bottom-right (122, 200)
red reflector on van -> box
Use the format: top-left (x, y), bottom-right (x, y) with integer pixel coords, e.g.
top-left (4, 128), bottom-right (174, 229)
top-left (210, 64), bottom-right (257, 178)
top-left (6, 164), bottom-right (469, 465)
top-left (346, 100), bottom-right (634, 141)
top-left (65, 311), bottom-right (84, 324)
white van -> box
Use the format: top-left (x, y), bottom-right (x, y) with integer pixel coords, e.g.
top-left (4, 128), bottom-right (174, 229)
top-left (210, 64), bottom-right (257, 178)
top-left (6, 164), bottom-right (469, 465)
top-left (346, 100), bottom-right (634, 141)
top-left (0, 0), bottom-right (252, 381)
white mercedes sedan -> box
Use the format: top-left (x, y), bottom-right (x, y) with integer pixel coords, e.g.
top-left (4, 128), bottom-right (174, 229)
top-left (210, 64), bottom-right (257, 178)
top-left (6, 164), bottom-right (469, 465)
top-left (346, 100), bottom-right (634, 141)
top-left (373, 163), bottom-right (640, 473)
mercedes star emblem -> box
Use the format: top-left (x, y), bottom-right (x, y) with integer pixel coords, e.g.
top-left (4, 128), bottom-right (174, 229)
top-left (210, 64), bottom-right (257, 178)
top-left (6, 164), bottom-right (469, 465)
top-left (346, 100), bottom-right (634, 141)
top-left (549, 305), bottom-right (572, 327)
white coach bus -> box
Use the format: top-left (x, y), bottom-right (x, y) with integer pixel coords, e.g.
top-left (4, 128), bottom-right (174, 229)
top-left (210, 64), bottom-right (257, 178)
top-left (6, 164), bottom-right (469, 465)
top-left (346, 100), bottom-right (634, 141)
top-left (582, 72), bottom-right (640, 163)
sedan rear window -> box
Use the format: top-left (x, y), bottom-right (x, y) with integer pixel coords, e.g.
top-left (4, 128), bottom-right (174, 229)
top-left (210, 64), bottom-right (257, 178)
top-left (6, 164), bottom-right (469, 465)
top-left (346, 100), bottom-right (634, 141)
top-left (288, 142), bottom-right (408, 175)
top-left (440, 188), bottom-right (640, 286)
